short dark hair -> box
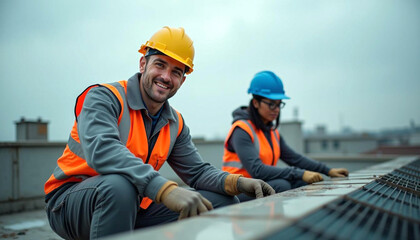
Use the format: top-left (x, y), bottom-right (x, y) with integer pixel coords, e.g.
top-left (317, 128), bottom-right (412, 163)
top-left (144, 48), bottom-right (189, 74)
top-left (248, 94), bottom-right (280, 131)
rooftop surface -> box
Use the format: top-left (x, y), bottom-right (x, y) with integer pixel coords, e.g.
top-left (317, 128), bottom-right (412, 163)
top-left (107, 155), bottom-right (419, 240)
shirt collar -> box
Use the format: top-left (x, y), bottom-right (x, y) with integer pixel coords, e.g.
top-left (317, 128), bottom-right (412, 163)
top-left (126, 72), bottom-right (177, 122)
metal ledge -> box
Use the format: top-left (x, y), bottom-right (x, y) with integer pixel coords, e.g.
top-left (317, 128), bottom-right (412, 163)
top-left (107, 156), bottom-right (419, 240)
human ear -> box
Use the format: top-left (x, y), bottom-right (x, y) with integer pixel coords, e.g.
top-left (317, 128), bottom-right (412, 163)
top-left (252, 99), bottom-right (259, 109)
top-left (139, 56), bottom-right (146, 73)
top-left (180, 76), bottom-right (186, 86)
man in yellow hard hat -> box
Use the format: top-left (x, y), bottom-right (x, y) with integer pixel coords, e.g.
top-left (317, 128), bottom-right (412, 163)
top-left (44, 26), bottom-right (275, 239)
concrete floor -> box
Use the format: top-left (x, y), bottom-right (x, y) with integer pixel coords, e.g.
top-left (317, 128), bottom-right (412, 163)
top-left (0, 209), bottom-right (61, 240)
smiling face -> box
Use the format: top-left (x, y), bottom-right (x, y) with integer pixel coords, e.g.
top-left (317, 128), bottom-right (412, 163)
top-left (253, 98), bottom-right (281, 124)
top-left (139, 54), bottom-right (186, 114)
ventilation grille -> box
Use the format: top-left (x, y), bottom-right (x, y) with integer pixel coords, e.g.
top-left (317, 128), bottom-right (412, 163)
top-left (265, 159), bottom-right (420, 240)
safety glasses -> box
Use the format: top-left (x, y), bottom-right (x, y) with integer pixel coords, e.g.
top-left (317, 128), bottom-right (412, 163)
top-left (260, 100), bottom-right (286, 110)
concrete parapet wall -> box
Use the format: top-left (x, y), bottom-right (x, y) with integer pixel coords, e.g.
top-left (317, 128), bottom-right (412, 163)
top-left (0, 142), bottom-right (65, 214)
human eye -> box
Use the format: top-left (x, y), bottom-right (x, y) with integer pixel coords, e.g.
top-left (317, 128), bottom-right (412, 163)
top-left (173, 69), bottom-right (183, 77)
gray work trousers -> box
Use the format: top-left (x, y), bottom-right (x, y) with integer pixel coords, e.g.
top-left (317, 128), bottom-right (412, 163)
top-left (45, 174), bottom-right (239, 240)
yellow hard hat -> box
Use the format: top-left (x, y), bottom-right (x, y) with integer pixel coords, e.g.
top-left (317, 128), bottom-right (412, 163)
top-left (139, 26), bottom-right (195, 74)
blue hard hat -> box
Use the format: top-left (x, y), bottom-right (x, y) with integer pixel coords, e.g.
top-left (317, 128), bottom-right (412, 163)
top-left (247, 71), bottom-right (290, 100)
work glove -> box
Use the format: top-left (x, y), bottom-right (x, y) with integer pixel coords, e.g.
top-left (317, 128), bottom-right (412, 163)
top-left (237, 177), bottom-right (276, 198)
top-left (161, 187), bottom-right (213, 219)
top-left (302, 170), bottom-right (323, 184)
top-left (328, 168), bottom-right (349, 177)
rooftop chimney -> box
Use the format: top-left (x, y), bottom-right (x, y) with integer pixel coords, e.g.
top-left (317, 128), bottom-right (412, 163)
top-left (15, 117), bottom-right (49, 141)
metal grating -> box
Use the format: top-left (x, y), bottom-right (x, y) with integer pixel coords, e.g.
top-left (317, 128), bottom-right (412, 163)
top-left (264, 159), bottom-right (420, 240)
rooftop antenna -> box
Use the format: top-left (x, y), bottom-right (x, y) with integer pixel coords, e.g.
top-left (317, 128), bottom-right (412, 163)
top-left (293, 107), bottom-right (299, 121)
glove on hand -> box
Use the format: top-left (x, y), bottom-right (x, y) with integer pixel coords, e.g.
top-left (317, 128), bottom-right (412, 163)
top-left (328, 168), bottom-right (349, 177)
top-left (302, 170), bottom-right (323, 184)
top-left (237, 177), bottom-right (276, 198)
top-left (161, 187), bottom-right (213, 219)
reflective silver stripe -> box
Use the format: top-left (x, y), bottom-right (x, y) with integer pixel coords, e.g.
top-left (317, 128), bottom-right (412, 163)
top-left (67, 135), bottom-right (85, 159)
top-left (240, 120), bottom-right (260, 151)
top-left (107, 82), bottom-right (131, 145)
top-left (52, 165), bottom-right (68, 180)
top-left (223, 161), bottom-right (243, 168)
top-left (53, 165), bottom-right (89, 181)
top-left (53, 135), bottom-right (86, 180)
top-left (273, 130), bottom-right (280, 147)
top-left (168, 111), bottom-right (180, 155)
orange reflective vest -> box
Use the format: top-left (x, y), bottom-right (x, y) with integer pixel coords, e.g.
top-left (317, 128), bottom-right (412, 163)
top-left (222, 120), bottom-right (280, 178)
top-left (44, 80), bottom-right (183, 209)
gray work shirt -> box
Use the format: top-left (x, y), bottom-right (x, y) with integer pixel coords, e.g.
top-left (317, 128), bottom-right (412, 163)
top-left (77, 72), bottom-right (229, 201)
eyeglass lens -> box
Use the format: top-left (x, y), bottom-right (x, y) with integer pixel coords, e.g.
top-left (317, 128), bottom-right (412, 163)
top-left (261, 100), bottom-right (285, 109)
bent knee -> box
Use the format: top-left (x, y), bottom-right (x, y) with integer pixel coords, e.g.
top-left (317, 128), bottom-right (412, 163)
top-left (268, 179), bottom-right (292, 193)
top-left (97, 175), bottom-right (138, 205)
top-left (198, 190), bottom-right (239, 208)
top-left (213, 194), bottom-right (239, 208)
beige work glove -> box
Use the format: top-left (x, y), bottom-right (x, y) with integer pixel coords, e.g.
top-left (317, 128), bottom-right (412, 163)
top-left (161, 187), bottom-right (213, 219)
top-left (302, 170), bottom-right (323, 184)
top-left (328, 168), bottom-right (349, 177)
top-left (237, 177), bottom-right (276, 198)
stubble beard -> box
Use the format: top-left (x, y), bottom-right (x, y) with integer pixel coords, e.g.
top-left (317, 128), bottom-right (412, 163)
top-left (142, 74), bottom-right (177, 104)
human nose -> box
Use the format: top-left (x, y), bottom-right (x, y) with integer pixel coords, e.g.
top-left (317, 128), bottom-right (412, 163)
top-left (160, 68), bottom-right (172, 82)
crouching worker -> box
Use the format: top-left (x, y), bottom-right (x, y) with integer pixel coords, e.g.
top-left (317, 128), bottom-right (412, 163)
top-left (44, 27), bottom-right (275, 240)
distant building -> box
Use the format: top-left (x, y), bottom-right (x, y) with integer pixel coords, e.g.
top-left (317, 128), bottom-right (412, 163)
top-left (15, 117), bottom-right (49, 141)
top-left (304, 125), bottom-right (378, 155)
top-left (278, 120), bottom-right (304, 154)
top-left (409, 132), bottom-right (420, 145)
top-left (304, 133), bottom-right (378, 155)
top-left (376, 125), bottom-right (420, 146)
top-left (365, 145), bottom-right (420, 156)
top-left (303, 123), bottom-right (420, 155)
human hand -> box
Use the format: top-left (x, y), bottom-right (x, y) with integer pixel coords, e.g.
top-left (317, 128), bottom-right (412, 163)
top-left (161, 187), bottom-right (213, 219)
top-left (237, 177), bottom-right (276, 198)
top-left (328, 168), bottom-right (349, 177)
top-left (302, 171), bottom-right (323, 183)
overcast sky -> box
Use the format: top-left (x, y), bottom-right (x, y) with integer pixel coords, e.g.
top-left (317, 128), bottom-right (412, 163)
top-left (1, 0), bottom-right (419, 141)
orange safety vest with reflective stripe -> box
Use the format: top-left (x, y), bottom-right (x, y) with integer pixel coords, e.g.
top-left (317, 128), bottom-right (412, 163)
top-left (222, 120), bottom-right (280, 178)
top-left (44, 80), bottom-right (183, 209)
